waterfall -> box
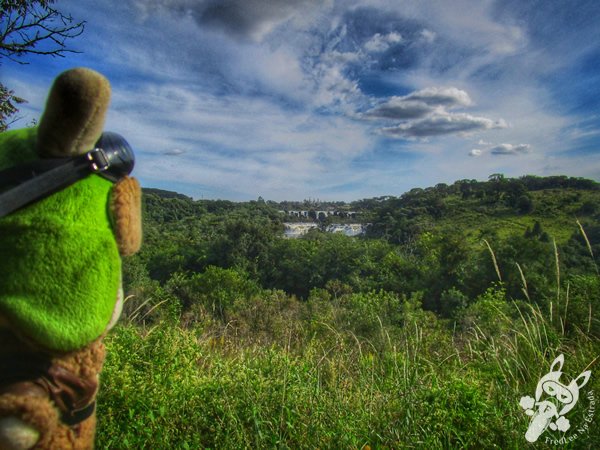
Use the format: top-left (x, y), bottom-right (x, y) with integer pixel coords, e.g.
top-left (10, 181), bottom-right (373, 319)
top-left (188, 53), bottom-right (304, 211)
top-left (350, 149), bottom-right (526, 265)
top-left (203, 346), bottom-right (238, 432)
top-left (283, 223), bottom-right (366, 238)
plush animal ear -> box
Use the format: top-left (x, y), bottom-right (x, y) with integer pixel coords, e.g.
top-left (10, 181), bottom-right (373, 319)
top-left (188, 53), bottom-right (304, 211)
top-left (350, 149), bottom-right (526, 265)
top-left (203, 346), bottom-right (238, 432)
top-left (109, 176), bottom-right (142, 256)
top-left (36, 68), bottom-right (111, 158)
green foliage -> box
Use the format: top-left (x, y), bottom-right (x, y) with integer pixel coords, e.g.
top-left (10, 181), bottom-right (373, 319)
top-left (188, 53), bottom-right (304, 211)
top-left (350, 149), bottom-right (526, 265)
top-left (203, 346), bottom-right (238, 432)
top-left (125, 180), bottom-right (600, 331)
top-left (98, 292), bottom-right (599, 448)
top-left (440, 287), bottom-right (469, 318)
top-left (165, 266), bottom-right (260, 322)
top-left (100, 179), bottom-right (600, 448)
top-left (0, 83), bottom-right (25, 132)
top-left (516, 193), bottom-right (534, 214)
top-left (560, 274), bottom-right (600, 337)
top-left (413, 376), bottom-right (509, 448)
top-left (460, 286), bottom-right (516, 337)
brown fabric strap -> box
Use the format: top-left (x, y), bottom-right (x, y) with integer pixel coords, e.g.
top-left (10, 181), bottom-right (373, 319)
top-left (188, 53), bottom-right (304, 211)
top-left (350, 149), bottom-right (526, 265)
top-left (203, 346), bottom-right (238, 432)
top-left (42, 365), bottom-right (97, 413)
top-left (0, 380), bottom-right (47, 399)
top-left (0, 354), bottom-right (97, 426)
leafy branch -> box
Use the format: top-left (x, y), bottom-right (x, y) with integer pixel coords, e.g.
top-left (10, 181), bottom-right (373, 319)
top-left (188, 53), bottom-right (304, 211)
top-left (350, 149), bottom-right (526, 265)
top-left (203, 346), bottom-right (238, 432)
top-left (0, 0), bottom-right (85, 130)
top-left (0, 0), bottom-right (85, 62)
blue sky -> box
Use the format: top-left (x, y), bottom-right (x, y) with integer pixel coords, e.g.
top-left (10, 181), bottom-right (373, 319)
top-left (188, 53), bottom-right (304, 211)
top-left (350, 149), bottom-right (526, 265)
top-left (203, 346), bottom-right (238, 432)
top-left (3, 0), bottom-right (600, 201)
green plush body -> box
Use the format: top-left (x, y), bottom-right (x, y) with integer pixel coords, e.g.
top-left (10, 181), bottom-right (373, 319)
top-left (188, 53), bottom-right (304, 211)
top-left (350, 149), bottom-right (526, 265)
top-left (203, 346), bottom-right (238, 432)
top-left (0, 128), bottom-right (121, 351)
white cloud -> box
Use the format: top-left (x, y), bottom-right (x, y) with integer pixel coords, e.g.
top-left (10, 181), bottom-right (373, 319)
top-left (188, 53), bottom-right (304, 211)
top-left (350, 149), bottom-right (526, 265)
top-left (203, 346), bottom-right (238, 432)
top-left (302, 46), bottom-right (365, 112)
top-left (5, 0), bottom-right (599, 200)
top-left (420, 28), bottom-right (436, 43)
top-left (99, 78), bottom-right (373, 200)
top-left (363, 31), bottom-right (402, 53)
top-left (164, 148), bottom-right (186, 156)
top-left (380, 112), bottom-right (507, 138)
top-left (403, 87), bottom-right (472, 107)
top-left (414, 0), bottom-right (528, 57)
top-left (365, 86), bottom-right (503, 139)
top-left (466, 142), bottom-right (532, 157)
top-left (364, 98), bottom-right (432, 120)
top-left (133, 0), bottom-right (329, 42)
top-left (365, 87), bottom-right (473, 120)
top-left (490, 143), bottom-right (531, 155)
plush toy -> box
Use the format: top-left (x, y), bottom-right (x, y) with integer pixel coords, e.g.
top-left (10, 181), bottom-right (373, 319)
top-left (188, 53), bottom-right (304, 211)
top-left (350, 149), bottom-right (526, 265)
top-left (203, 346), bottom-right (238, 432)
top-left (0, 68), bottom-right (142, 449)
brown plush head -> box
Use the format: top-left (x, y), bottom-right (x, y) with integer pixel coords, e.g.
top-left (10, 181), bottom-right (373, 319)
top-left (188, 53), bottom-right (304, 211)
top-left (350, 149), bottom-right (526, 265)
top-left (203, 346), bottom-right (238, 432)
top-left (36, 67), bottom-right (141, 256)
top-left (36, 67), bottom-right (111, 158)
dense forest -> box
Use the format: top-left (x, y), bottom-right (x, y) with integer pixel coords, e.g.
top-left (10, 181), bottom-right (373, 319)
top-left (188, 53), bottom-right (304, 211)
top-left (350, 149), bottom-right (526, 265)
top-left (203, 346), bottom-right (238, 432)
top-left (125, 175), bottom-right (600, 317)
top-left (98, 175), bottom-right (600, 449)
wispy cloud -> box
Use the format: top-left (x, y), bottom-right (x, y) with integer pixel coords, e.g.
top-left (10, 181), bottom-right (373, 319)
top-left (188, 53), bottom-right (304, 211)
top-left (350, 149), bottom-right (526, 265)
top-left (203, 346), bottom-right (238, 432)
top-left (364, 87), bottom-right (472, 120)
top-left (490, 143), bottom-right (531, 156)
top-left (163, 148), bottom-right (186, 156)
top-left (469, 142), bottom-right (531, 157)
top-left (363, 31), bottom-right (403, 53)
top-left (133, 0), bottom-right (328, 42)
top-left (3, 0), bottom-right (599, 200)
top-left (362, 86), bottom-right (499, 138)
top-left (401, 87), bottom-right (473, 107)
top-left (379, 111), bottom-right (507, 138)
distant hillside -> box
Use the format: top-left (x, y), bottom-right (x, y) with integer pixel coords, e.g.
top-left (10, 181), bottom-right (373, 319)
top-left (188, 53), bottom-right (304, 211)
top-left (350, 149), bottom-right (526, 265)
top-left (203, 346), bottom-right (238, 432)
top-left (143, 188), bottom-right (192, 200)
top-left (130, 173), bottom-right (599, 319)
top-left (142, 175), bottom-right (600, 245)
top-left (358, 175), bottom-right (600, 245)
top-left (287, 176), bottom-right (600, 238)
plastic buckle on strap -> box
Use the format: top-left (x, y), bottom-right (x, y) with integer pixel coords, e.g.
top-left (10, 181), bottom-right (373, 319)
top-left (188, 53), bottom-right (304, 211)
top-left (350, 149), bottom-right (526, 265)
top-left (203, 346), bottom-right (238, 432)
top-left (86, 148), bottom-right (110, 172)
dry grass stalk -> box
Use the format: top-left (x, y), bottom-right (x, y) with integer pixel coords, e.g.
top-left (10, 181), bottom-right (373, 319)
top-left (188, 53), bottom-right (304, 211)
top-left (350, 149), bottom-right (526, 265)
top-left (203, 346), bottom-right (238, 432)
top-left (577, 219), bottom-right (599, 276)
top-left (483, 239), bottom-right (502, 282)
top-left (515, 262), bottom-right (530, 301)
top-left (554, 238), bottom-right (560, 312)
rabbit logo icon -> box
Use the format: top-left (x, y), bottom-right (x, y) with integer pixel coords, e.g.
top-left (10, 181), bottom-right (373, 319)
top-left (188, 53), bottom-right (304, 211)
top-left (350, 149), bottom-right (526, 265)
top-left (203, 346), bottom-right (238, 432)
top-left (519, 354), bottom-right (592, 443)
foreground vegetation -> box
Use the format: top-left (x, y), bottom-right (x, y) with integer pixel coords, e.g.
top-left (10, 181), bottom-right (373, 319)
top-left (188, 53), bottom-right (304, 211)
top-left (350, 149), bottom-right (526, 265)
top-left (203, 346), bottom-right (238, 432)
top-left (97, 292), bottom-right (599, 449)
top-left (97, 176), bottom-right (599, 448)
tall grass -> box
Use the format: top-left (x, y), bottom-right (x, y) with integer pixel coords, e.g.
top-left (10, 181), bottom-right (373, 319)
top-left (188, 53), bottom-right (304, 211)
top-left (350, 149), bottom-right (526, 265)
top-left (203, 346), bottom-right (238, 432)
top-left (98, 325), bottom-right (512, 448)
top-left (97, 229), bottom-right (599, 448)
top-left (97, 290), bottom-right (599, 449)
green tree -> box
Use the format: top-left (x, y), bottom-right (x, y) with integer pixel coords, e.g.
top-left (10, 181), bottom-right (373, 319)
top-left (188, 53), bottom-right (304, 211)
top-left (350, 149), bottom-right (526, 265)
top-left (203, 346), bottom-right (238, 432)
top-left (165, 266), bottom-right (260, 322)
top-left (0, 83), bottom-right (25, 130)
top-left (516, 194), bottom-right (534, 213)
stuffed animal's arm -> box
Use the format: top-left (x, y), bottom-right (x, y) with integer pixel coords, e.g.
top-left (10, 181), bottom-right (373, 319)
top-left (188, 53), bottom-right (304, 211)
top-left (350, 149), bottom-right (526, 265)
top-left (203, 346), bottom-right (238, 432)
top-left (109, 176), bottom-right (142, 257)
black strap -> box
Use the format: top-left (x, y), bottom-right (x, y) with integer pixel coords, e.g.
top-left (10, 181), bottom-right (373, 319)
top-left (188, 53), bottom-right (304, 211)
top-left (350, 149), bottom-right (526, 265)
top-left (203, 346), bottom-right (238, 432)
top-left (0, 150), bottom-right (109, 218)
top-left (62, 401), bottom-right (96, 426)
